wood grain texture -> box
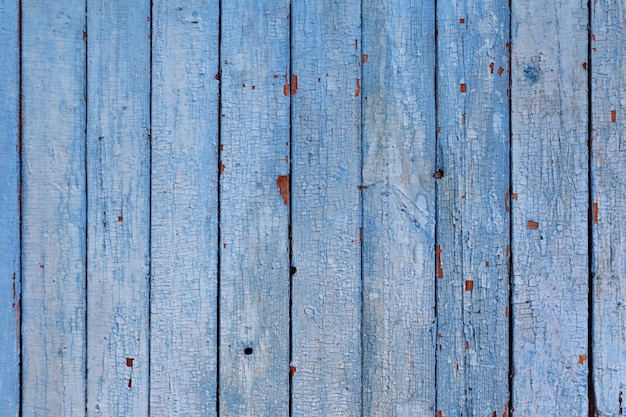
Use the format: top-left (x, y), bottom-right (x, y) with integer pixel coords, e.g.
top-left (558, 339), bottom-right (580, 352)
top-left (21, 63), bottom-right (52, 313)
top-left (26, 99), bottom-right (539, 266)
top-left (21, 1), bottom-right (87, 415)
top-left (591, 0), bottom-right (626, 415)
top-left (86, 1), bottom-right (151, 415)
top-left (511, 0), bottom-right (589, 414)
top-left (436, 0), bottom-right (511, 415)
top-left (290, 1), bottom-right (362, 415)
top-left (218, 1), bottom-right (291, 415)
top-left (0, 0), bottom-right (20, 414)
top-left (150, 1), bottom-right (219, 415)
top-left (361, 1), bottom-right (436, 415)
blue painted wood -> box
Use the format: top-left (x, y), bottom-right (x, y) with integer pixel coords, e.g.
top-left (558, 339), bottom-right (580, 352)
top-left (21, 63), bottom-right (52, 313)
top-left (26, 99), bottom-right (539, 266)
top-left (436, 1), bottom-right (511, 416)
top-left (0, 0), bottom-right (20, 414)
top-left (361, 1), bottom-right (436, 415)
top-left (86, 1), bottom-right (151, 415)
top-left (150, 1), bottom-right (219, 415)
top-left (21, 1), bottom-right (87, 415)
top-left (591, 0), bottom-right (626, 414)
top-left (218, 1), bottom-right (291, 415)
top-left (511, 0), bottom-right (589, 414)
top-left (290, 2), bottom-right (362, 414)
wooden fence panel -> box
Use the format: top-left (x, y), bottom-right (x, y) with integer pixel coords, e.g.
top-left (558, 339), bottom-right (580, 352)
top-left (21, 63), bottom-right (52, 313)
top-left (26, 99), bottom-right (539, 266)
top-left (86, 1), bottom-right (151, 415)
top-left (361, 0), bottom-right (436, 415)
top-left (436, 0), bottom-right (511, 416)
top-left (511, 0), bottom-right (589, 414)
top-left (21, 1), bottom-right (87, 415)
top-left (291, 1), bottom-right (363, 415)
top-left (150, 1), bottom-right (219, 415)
top-left (218, 1), bottom-right (291, 415)
top-left (0, 0), bottom-right (20, 414)
top-left (592, 0), bottom-right (626, 415)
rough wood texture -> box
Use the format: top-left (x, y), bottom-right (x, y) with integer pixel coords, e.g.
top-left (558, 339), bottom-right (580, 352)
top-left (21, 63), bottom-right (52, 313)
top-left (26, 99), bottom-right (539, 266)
top-left (218, 1), bottom-right (291, 415)
top-left (150, 1), bottom-right (219, 415)
top-left (86, 1), bottom-right (151, 415)
top-left (361, 1), bottom-right (436, 415)
top-left (436, 1), bottom-right (511, 416)
top-left (511, 0), bottom-right (589, 414)
top-left (591, 0), bottom-right (626, 415)
top-left (21, 1), bottom-right (87, 415)
top-left (0, 0), bottom-right (20, 414)
top-left (290, 1), bottom-right (362, 415)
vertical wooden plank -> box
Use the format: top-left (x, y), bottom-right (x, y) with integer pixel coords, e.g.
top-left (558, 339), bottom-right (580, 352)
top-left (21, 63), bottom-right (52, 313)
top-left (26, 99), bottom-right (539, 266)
top-left (150, 1), bottom-right (219, 415)
top-left (511, 0), bottom-right (589, 414)
top-left (86, 1), bottom-right (151, 415)
top-left (591, 0), bottom-right (626, 414)
top-left (21, 1), bottom-right (87, 415)
top-left (436, 1), bottom-right (511, 416)
top-left (0, 0), bottom-right (20, 414)
top-left (219, 1), bottom-right (290, 415)
top-left (291, 2), bottom-right (362, 415)
top-left (360, 1), bottom-right (436, 415)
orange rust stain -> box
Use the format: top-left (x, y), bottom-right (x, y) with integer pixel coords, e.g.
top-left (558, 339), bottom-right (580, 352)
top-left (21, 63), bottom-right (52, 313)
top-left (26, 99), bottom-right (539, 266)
top-left (284, 83), bottom-right (290, 97)
top-left (593, 202), bottom-right (599, 224)
top-left (276, 175), bottom-right (290, 205)
top-left (505, 192), bottom-right (509, 212)
top-left (460, 83), bottom-right (467, 92)
top-left (578, 355), bottom-right (587, 364)
top-left (465, 341), bottom-right (469, 350)
top-left (437, 126), bottom-right (442, 133)
top-left (498, 67), bottom-right (504, 76)
top-left (356, 79), bottom-right (361, 97)
top-left (612, 110), bottom-right (617, 122)
top-left (505, 246), bottom-right (510, 257)
top-left (485, 261), bottom-right (489, 267)
top-left (590, 33), bottom-right (595, 41)
top-left (503, 403), bottom-right (509, 417)
top-left (126, 358), bottom-right (134, 367)
top-left (274, 74), bottom-right (279, 79)
top-left (223, 243), bottom-right (227, 249)
top-left (220, 144), bottom-right (224, 151)
top-left (459, 18), bottom-right (465, 23)
top-left (118, 216), bottom-right (123, 222)
top-left (465, 280), bottom-right (474, 291)
top-left (290, 366), bottom-right (296, 377)
top-left (582, 62), bottom-right (587, 70)
top-left (362, 54), bottom-right (368, 64)
top-left (359, 227), bottom-right (363, 243)
top-left (436, 245), bottom-right (444, 278)
top-left (505, 42), bottom-right (511, 50)
top-left (505, 306), bottom-right (509, 317)
top-left (220, 161), bottom-right (225, 174)
top-left (493, 412), bottom-right (497, 417)
top-left (461, 113), bottom-right (466, 124)
top-left (527, 220), bottom-right (539, 230)
top-left (355, 39), bottom-right (358, 49)
top-left (461, 194), bottom-right (466, 199)
top-left (438, 411), bottom-right (443, 417)
top-left (490, 62), bottom-right (495, 73)
top-left (291, 75), bottom-right (298, 95)
top-left (512, 193), bottom-right (518, 200)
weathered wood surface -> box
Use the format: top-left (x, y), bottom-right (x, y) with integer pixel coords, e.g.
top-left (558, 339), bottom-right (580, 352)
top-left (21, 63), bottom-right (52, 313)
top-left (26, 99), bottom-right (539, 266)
top-left (511, 0), bottom-right (589, 414)
top-left (290, 1), bottom-right (363, 414)
top-left (361, 0), bottom-right (436, 415)
top-left (0, 0), bottom-right (20, 415)
top-left (436, 0), bottom-right (511, 416)
top-left (150, 1), bottom-right (219, 415)
top-left (219, 1), bottom-right (291, 416)
top-left (21, 1), bottom-right (87, 415)
top-left (592, 0), bottom-right (626, 415)
top-left (86, 1), bottom-right (151, 415)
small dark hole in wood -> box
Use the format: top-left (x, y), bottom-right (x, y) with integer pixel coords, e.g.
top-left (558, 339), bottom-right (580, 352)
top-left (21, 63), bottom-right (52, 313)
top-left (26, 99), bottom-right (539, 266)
top-left (244, 347), bottom-right (253, 355)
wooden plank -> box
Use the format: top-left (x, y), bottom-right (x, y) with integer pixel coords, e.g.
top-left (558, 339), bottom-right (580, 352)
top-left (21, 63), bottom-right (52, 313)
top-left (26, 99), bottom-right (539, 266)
top-left (511, 0), bottom-right (589, 414)
top-left (218, 1), bottom-right (291, 415)
top-left (0, 0), bottom-right (20, 414)
top-left (360, 1), bottom-right (436, 415)
top-left (435, 1), bottom-right (511, 415)
top-left (21, 1), bottom-right (87, 415)
top-left (591, 0), bottom-right (626, 414)
top-left (86, 1), bottom-right (151, 415)
top-left (290, 2), bottom-right (362, 414)
top-left (150, 1), bottom-right (219, 415)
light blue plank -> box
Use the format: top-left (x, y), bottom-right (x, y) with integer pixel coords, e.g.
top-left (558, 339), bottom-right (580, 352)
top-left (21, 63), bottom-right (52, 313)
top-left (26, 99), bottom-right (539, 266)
top-left (361, 1), bottom-right (436, 415)
top-left (436, 1), bottom-right (511, 416)
top-left (86, 1), bottom-right (151, 415)
top-left (150, 1), bottom-right (219, 415)
top-left (0, 0), bottom-right (20, 414)
top-left (21, 1), bottom-right (87, 415)
top-left (291, 2), bottom-right (362, 414)
top-left (511, 0), bottom-right (589, 414)
top-left (591, 0), bottom-right (626, 415)
top-left (219, 1), bottom-right (291, 415)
